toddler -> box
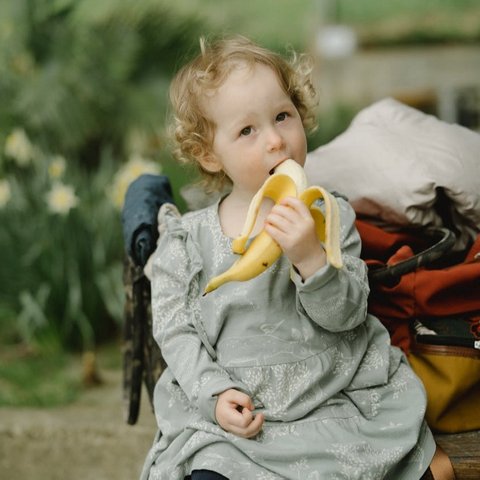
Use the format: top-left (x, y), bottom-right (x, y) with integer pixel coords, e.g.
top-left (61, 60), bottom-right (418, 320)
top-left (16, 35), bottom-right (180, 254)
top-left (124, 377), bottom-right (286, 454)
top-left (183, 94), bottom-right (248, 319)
top-left (141, 36), bottom-right (435, 480)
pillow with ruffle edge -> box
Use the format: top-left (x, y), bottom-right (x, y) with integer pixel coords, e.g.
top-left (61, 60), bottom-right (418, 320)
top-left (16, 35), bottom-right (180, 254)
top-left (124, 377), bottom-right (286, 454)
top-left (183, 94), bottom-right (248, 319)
top-left (305, 97), bottom-right (480, 250)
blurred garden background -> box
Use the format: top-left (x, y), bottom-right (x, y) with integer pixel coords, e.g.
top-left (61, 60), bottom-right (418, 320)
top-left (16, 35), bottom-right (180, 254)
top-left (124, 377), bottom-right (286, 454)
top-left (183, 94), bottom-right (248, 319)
top-left (1, 1), bottom-right (479, 479)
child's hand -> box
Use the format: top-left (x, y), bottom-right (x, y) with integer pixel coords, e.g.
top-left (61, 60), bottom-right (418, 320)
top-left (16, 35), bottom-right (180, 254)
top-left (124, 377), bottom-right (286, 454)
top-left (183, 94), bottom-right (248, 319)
top-left (215, 389), bottom-right (264, 438)
top-left (264, 196), bottom-right (326, 280)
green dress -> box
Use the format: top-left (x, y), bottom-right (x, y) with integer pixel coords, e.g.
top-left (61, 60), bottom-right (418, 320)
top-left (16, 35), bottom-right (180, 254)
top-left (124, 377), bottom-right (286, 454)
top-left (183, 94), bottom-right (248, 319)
top-left (140, 197), bottom-right (435, 480)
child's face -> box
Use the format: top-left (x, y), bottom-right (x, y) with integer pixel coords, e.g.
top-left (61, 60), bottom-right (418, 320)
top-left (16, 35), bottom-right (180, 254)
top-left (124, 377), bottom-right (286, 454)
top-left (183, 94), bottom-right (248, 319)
top-left (202, 63), bottom-right (307, 198)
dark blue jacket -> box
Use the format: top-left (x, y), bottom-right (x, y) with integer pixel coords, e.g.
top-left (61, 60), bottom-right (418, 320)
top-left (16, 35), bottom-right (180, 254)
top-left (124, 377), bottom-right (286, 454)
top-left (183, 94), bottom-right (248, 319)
top-left (122, 174), bottom-right (174, 267)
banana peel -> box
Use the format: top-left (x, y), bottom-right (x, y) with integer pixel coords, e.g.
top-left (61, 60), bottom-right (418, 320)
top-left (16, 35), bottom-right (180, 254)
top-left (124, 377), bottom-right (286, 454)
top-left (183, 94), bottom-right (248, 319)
top-left (203, 159), bottom-right (343, 294)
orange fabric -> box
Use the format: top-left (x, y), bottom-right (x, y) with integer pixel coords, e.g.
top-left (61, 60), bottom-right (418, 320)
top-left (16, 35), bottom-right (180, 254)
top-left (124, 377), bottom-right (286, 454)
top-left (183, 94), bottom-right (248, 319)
top-left (356, 219), bottom-right (480, 353)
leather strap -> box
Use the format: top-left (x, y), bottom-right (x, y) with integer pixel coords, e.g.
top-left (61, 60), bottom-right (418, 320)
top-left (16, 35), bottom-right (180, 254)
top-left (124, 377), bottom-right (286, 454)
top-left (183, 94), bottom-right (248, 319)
top-left (429, 443), bottom-right (456, 480)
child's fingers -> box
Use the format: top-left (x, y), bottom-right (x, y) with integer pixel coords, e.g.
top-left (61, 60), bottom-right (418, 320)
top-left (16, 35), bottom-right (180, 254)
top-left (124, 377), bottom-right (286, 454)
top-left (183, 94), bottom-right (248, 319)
top-left (241, 412), bottom-right (265, 438)
top-left (238, 406), bottom-right (254, 428)
top-left (265, 211), bottom-right (292, 234)
top-left (226, 405), bottom-right (253, 430)
top-left (267, 199), bottom-right (312, 227)
top-left (226, 389), bottom-right (254, 411)
top-left (278, 196), bottom-right (312, 217)
top-left (228, 412), bottom-right (264, 439)
top-left (266, 207), bottom-right (314, 242)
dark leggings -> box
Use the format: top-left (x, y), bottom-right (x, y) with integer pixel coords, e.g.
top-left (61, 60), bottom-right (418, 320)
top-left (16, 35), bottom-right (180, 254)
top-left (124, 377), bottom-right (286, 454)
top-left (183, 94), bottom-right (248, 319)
top-left (189, 470), bottom-right (229, 480)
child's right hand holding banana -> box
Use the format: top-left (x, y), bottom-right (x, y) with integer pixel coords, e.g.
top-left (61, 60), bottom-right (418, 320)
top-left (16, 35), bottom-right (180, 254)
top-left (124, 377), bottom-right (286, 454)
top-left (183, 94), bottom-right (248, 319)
top-left (264, 195), bottom-right (326, 280)
top-left (203, 159), bottom-right (342, 295)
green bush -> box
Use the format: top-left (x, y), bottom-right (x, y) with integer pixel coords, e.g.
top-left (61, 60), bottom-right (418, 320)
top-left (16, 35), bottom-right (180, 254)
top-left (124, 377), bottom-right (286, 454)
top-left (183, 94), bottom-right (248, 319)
top-left (0, 141), bottom-right (129, 350)
top-left (0, 0), bottom-right (205, 165)
top-left (0, 0), bottom-right (207, 353)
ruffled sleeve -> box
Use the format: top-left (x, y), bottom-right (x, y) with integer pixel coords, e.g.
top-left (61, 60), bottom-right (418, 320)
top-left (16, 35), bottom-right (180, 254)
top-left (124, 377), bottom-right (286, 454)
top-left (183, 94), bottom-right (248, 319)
top-left (291, 196), bottom-right (370, 332)
top-left (150, 204), bottom-right (242, 423)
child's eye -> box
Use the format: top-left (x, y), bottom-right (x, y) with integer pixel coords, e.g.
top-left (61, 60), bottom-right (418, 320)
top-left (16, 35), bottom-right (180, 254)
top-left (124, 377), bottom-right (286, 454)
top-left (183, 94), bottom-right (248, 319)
top-left (276, 112), bottom-right (289, 122)
top-left (240, 126), bottom-right (252, 136)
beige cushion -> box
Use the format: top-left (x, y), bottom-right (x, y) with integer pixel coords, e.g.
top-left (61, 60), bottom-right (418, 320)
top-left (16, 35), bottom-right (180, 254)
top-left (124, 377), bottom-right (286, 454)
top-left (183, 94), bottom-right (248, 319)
top-left (305, 98), bottom-right (480, 250)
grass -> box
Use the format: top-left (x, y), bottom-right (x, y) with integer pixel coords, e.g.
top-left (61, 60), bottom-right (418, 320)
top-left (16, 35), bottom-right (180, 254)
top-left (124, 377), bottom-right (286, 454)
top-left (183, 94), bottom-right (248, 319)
top-left (0, 344), bottom-right (81, 407)
top-left (0, 339), bottom-right (122, 408)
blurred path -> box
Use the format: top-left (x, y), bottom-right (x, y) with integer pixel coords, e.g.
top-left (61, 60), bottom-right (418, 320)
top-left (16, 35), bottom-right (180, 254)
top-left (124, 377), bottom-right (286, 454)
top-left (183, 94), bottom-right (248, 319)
top-left (0, 369), bottom-right (157, 480)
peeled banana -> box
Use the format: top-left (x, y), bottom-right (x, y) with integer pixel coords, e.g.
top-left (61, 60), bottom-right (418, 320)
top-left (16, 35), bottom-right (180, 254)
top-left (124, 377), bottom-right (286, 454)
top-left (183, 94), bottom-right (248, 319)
top-left (203, 159), bottom-right (343, 294)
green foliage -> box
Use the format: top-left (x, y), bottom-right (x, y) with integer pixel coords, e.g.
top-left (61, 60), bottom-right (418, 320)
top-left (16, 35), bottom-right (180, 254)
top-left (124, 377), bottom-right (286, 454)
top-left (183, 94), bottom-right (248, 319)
top-left (0, 148), bottom-right (124, 350)
top-left (0, 0), bottom-right (208, 354)
top-left (0, 0), bottom-right (205, 164)
top-left (307, 104), bottom-right (357, 151)
top-left (167, 0), bottom-right (317, 52)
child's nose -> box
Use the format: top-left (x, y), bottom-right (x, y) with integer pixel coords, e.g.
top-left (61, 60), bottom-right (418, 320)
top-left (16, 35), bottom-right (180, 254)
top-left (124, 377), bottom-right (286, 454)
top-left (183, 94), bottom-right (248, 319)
top-left (266, 128), bottom-right (284, 152)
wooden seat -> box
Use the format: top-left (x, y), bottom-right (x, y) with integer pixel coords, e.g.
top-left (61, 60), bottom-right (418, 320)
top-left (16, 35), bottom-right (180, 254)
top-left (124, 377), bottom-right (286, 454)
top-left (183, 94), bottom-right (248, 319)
top-left (420, 431), bottom-right (480, 479)
top-left (435, 431), bottom-right (480, 479)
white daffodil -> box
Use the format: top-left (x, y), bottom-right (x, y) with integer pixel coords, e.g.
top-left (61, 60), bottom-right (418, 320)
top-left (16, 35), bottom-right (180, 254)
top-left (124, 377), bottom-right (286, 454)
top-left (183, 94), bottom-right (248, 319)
top-left (110, 154), bottom-right (161, 209)
top-left (46, 182), bottom-right (79, 215)
top-left (4, 128), bottom-right (34, 167)
top-left (0, 179), bottom-right (12, 208)
top-left (48, 155), bottom-right (66, 179)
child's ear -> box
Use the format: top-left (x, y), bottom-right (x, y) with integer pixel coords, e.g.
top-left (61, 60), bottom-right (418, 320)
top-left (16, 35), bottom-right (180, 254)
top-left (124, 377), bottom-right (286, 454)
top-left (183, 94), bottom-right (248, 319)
top-left (199, 153), bottom-right (223, 173)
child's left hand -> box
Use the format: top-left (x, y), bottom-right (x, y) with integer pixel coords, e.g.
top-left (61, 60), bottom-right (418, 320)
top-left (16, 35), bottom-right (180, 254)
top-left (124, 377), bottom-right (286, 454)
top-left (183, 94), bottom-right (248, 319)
top-left (264, 196), bottom-right (326, 280)
top-left (215, 389), bottom-right (264, 438)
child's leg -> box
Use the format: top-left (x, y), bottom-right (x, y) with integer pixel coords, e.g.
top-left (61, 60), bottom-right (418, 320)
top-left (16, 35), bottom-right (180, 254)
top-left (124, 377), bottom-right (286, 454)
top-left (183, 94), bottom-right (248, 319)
top-left (190, 470), bottom-right (229, 480)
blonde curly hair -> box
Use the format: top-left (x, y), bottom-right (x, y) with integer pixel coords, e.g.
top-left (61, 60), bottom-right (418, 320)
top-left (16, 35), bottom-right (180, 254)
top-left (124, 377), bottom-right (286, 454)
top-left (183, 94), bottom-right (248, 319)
top-left (169, 35), bottom-right (318, 192)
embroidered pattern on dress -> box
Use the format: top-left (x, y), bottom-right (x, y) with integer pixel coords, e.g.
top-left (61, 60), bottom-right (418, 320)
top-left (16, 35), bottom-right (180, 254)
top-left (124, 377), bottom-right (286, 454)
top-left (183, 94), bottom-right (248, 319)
top-left (406, 437), bottom-right (428, 473)
top-left (241, 361), bottom-right (314, 418)
top-left (332, 348), bottom-right (356, 378)
top-left (326, 442), bottom-right (404, 479)
top-left (391, 363), bottom-right (415, 401)
top-left (257, 424), bottom-right (300, 445)
top-left (256, 472), bottom-right (281, 480)
top-left (166, 380), bottom-right (195, 412)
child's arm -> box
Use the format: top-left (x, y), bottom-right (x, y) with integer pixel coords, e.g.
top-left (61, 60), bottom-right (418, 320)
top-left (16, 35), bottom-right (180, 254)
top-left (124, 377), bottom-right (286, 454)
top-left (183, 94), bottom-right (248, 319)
top-left (215, 389), bottom-right (264, 438)
top-left (267, 195), bottom-right (369, 332)
top-left (151, 220), bottom-right (248, 425)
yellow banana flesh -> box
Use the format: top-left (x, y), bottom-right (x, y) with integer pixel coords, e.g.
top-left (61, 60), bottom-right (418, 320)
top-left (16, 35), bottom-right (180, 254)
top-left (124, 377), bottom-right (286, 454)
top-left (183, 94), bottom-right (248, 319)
top-left (203, 159), bottom-right (343, 295)
top-left (203, 230), bottom-right (283, 295)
